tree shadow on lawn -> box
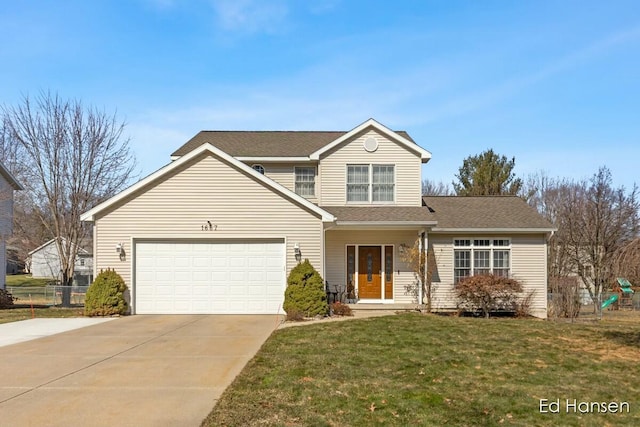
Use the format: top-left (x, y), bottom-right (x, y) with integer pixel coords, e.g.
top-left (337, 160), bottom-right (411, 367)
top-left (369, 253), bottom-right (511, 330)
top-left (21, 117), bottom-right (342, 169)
top-left (602, 330), bottom-right (640, 348)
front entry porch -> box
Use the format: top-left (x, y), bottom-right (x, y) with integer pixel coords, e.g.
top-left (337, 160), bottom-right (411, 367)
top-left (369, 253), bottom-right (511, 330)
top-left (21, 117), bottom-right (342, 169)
top-left (324, 228), bottom-right (427, 306)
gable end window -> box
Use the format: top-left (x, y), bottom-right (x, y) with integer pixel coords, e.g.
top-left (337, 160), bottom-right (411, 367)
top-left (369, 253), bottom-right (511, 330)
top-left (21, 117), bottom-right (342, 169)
top-left (347, 164), bottom-right (395, 203)
top-left (295, 167), bottom-right (315, 197)
top-left (453, 238), bottom-right (511, 283)
top-left (251, 164), bottom-right (265, 174)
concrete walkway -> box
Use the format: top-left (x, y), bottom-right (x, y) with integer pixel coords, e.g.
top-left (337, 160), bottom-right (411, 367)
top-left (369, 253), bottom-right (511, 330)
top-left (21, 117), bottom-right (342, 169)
top-left (0, 318), bottom-right (114, 347)
top-left (0, 315), bottom-right (279, 427)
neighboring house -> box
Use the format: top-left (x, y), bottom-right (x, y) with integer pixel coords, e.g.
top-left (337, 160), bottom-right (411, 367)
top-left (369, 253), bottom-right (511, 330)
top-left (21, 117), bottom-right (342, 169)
top-left (0, 162), bottom-right (23, 290)
top-left (28, 238), bottom-right (94, 286)
top-left (81, 119), bottom-right (554, 318)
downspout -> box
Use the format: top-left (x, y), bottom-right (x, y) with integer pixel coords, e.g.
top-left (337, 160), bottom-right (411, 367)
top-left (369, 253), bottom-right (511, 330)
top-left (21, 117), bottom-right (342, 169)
top-left (418, 231), bottom-right (423, 306)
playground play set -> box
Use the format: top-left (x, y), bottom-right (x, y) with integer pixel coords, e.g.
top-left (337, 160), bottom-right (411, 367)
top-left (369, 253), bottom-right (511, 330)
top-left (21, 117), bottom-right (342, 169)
top-left (601, 278), bottom-right (636, 310)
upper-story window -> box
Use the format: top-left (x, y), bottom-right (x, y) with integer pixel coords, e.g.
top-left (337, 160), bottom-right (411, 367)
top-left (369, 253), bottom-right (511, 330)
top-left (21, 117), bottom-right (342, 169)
top-left (347, 164), bottom-right (395, 203)
top-left (251, 164), bottom-right (265, 174)
top-left (294, 167), bottom-right (315, 197)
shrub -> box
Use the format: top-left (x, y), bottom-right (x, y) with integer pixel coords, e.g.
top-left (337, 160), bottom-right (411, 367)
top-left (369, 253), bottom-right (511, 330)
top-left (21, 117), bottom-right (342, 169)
top-left (285, 309), bottom-right (305, 322)
top-left (0, 289), bottom-right (16, 308)
top-left (283, 259), bottom-right (328, 318)
top-left (516, 290), bottom-right (536, 318)
top-left (455, 274), bottom-right (523, 318)
top-left (330, 301), bottom-right (353, 317)
top-left (84, 269), bottom-right (128, 316)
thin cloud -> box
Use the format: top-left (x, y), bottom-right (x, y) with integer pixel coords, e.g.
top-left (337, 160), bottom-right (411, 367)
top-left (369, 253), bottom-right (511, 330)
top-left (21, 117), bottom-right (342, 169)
top-left (210, 0), bottom-right (289, 34)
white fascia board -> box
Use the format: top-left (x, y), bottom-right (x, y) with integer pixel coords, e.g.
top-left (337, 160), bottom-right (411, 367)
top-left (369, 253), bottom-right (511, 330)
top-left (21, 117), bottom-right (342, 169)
top-left (27, 237), bottom-right (89, 256)
top-left (335, 221), bottom-right (437, 229)
top-left (235, 156), bottom-right (314, 162)
top-left (170, 155), bottom-right (180, 161)
top-left (309, 118), bottom-right (432, 161)
top-left (27, 238), bottom-right (57, 256)
top-left (81, 143), bottom-right (336, 223)
top-left (430, 227), bottom-right (557, 233)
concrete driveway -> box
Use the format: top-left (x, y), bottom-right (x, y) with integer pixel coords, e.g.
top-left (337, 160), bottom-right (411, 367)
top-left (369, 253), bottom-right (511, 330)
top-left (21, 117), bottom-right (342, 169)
top-left (0, 315), bottom-right (280, 427)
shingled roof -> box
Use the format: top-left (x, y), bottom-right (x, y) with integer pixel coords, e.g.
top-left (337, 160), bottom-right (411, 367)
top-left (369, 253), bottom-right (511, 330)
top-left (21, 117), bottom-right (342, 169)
top-left (322, 206), bottom-right (436, 224)
top-left (171, 130), bottom-right (416, 157)
top-left (422, 196), bottom-right (555, 231)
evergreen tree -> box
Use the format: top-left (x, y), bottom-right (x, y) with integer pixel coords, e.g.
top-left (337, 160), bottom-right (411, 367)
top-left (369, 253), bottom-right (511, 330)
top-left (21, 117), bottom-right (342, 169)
top-left (453, 149), bottom-right (522, 196)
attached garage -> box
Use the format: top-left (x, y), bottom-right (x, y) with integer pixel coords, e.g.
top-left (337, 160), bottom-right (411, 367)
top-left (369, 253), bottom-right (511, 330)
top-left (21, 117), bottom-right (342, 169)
top-left (134, 240), bottom-right (285, 314)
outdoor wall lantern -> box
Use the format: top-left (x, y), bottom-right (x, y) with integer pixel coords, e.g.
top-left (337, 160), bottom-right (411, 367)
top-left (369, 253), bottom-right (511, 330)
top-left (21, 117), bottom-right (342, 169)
top-left (116, 243), bottom-right (126, 261)
top-left (399, 243), bottom-right (409, 254)
top-left (294, 243), bottom-right (302, 262)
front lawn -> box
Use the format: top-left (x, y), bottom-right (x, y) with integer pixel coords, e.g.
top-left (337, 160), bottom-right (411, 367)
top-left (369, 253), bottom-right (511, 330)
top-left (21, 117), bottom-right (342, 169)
top-left (203, 313), bottom-right (640, 426)
top-left (5, 274), bottom-right (51, 287)
top-left (0, 307), bottom-right (84, 324)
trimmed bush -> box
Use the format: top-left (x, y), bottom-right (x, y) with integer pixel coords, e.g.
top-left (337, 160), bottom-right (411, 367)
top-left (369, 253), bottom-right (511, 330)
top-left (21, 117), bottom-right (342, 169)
top-left (0, 289), bottom-right (16, 308)
top-left (330, 301), bottom-right (353, 317)
top-left (455, 274), bottom-right (523, 318)
top-left (85, 269), bottom-right (128, 316)
top-left (283, 259), bottom-right (328, 318)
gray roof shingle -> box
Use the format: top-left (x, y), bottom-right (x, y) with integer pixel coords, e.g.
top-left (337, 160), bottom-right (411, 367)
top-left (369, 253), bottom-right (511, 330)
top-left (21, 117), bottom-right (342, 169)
top-left (171, 130), bottom-right (416, 157)
top-left (321, 206), bottom-right (436, 223)
top-left (422, 196), bottom-right (555, 230)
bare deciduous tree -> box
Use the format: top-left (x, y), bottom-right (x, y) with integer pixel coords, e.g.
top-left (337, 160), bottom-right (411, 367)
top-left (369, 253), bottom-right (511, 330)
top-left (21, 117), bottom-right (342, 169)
top-left (422, 179), bottom-right (452, 196)
top-left (526, 168), bottom-right (639, 312)
top-left (560, 168), bottom-right (639, 310)
top-left (2, 92), bottom-right (136, 305)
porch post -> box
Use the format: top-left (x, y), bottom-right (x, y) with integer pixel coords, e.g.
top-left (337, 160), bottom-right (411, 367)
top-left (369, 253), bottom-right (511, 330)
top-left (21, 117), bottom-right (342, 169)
top-left (423, 230), bottom-right (429, 311)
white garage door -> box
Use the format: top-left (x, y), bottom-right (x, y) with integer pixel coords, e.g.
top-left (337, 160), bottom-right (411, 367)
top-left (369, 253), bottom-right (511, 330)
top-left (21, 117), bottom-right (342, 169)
top-left (134, 240), bottom-right (285, 314)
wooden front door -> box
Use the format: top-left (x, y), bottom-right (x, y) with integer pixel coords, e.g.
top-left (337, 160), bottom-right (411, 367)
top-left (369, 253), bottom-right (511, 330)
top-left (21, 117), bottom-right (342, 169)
top-left (358, 246), bottom-right (381, 299)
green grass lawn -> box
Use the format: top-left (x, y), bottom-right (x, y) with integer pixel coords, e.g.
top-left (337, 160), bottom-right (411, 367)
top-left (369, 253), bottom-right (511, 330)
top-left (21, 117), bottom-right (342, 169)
top-left (203, 313), bottom-right (640, 427)
top-left (0, 307), bottom-right (84, 324)
top-left (5, 274), bottom-right (52, 287)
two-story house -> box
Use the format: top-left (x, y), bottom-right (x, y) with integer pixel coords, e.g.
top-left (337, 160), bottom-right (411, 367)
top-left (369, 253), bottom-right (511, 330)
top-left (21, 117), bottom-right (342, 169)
top-left (1, 162), bottom-right (23, 289)
top-left (81, 119), bottom-right (553, 317)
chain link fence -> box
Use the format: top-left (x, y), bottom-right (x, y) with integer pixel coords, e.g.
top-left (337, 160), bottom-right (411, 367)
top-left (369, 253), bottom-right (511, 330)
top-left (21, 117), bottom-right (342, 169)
top-left (5, 286), bottom-right (90, 306)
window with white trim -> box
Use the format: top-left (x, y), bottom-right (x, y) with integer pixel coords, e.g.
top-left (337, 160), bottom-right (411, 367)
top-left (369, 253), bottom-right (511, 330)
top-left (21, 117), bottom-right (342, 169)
top-left (347, 165), bottom-right (369, 202)
top-left (373, 165), bottom-right (394, 202)
top-left (454, 239), bottom-right (511, 283)
top-left (294, 167), bottom-right (315, 197)
top-left (346, 164), bottom-right (395, 203)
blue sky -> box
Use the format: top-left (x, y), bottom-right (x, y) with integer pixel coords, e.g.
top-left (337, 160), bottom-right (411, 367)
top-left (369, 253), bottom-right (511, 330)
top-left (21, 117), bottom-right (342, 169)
top-left (2, 0), bottom-right (639, 190)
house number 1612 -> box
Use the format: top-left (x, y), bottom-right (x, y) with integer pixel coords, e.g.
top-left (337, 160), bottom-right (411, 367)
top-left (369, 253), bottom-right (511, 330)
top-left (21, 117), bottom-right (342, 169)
top-left (202, 221), bottom-right (217, 231)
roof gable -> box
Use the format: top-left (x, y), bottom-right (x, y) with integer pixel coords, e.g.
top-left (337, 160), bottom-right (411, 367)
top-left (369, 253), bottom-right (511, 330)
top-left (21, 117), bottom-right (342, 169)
top-left (309, 119), bottom-right (431, 163)
top-left (81, 143), bottom-right (336, 222)
top-left (28, 237), bottom-right (91, 256)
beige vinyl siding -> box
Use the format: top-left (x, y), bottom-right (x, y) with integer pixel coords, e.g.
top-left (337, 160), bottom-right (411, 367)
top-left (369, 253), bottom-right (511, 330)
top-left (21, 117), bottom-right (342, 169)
top-left (325, 229), bottom-right (421, 304)
top-left (93, 154), bottom-right (323, 292)
top-left (245, 163), bottom-right (319, 204)
top-left (429, 233), bottom-right (548, 318)
top-left (319, 130), bottom-right (422, 206)
top-left (511, 234), bottom-right (548, 318)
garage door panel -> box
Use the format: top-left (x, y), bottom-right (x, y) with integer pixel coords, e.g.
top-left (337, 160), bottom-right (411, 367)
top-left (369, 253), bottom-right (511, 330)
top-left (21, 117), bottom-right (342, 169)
top-left (135, 240), bottom-right (285, 314)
